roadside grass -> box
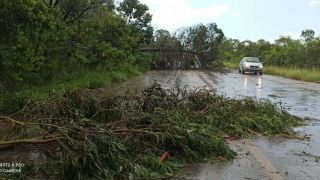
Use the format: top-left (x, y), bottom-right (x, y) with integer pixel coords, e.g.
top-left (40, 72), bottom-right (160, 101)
top-left (0, 63), bottom-right (145, 114)
top-left (264, 66), bottom-right (320, 82)
top-left (0, 83), bottom-right (302, 179)
top-left (223, 61), bottom-right (238, 70)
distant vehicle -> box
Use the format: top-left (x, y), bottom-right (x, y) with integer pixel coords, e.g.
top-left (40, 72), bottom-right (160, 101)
top-left (239, 57), bottom-right (263, 75)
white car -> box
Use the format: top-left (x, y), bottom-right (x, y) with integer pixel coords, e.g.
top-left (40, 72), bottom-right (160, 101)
top-left (239, 57), bottom-right (263, 75)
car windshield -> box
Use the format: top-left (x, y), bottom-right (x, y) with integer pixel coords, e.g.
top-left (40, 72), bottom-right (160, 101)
top-left (244, 57), bottom-right (260, 63)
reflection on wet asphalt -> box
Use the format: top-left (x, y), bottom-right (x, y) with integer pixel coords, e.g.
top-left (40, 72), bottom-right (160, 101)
top-left (209, 71), bottom-right (320, 120)
top-left (108, 70), bottom-right (320, 180)
top-left (111, 70), bottom-right (320, 119)
top-left (110, 69), bottom-right (320, 120)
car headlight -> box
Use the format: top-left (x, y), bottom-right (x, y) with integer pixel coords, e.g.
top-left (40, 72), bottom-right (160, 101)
top-left (245, 64), bottom-right (249, 67)
top-left (259, 65), bottom-right (263, 68)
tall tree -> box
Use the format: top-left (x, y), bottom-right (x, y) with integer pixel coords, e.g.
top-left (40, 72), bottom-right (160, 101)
top-left (117, 0), bottom-right (153, 45)
top-left (301, 29), bottom-right (315, 42)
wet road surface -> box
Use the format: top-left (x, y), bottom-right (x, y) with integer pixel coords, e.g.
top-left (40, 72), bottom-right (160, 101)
top-left (108, 70), bottom-right (320, 180)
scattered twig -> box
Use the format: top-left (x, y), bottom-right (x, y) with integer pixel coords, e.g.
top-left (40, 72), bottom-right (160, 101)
top-left (277, 133), bottom-right (309, 141)
top-left (0, 137), bottom-right (63, 146)
top-left (113, 128), bottom-right (160, 135)
top-left (247, 129), bottom-right (262, 136)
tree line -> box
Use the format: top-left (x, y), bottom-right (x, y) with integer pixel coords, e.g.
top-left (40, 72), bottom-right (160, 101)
top-left (220, 29), bottom-right (320, 68)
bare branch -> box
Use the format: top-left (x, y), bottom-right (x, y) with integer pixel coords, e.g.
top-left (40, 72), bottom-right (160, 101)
top-left (138, 48), bottom-right (205, 55)
top-left (63, 4), bottom-right (75, 21)
top-left (68, 0), bottom-right (98, 23)
top-left (42, 0), bottom-right (49, 7)
top-left (0, 137), bottom-right (63, 147)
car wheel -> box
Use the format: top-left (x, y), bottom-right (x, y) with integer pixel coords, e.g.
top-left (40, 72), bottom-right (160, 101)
top-left (239, 69), bottom-right (241, 73)
top-left (260, 72), bottom-right (263, 75)
top-left (241, 68), bottom-right (245, 74)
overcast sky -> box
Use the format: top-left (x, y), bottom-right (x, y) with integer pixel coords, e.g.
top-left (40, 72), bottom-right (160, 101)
top-left (139, 0), bottom-right (320, 42)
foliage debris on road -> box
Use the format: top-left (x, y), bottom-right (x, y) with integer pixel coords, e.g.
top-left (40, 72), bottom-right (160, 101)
top-left (0, 83), bottom-right (301, 179)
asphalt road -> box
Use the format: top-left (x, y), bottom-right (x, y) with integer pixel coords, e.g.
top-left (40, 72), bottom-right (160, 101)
top-left (108, 70), bottom-right (320, 180)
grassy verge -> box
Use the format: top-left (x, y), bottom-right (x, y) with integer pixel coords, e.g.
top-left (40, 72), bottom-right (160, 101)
top-left (264, 66), bottom-right (320, 82)
top-left (0, 63), bottom-right (146, 114)
top-left (0, 83), bottom-right (301, 179)
top-left (223, 61), bottom-right (239, 69)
